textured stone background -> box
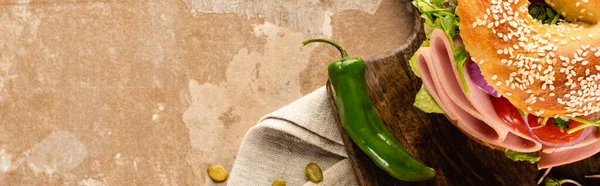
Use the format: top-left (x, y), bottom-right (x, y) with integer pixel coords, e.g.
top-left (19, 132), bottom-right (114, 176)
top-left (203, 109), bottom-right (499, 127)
top-left (0, 0), bottom-right (413, 185)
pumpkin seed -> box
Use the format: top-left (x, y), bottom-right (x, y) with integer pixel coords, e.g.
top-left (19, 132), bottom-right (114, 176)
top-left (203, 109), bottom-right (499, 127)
top-left (271, 178), bottom-right (286, 186)
top-left (305, 162), bottom-right (323, 183)
top-left (207, 165), bottom-right (228, 182)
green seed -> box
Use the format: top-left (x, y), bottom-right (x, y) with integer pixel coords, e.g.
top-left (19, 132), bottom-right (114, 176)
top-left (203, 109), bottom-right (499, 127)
top-left (207, 165), bottom-right (228, 182)
top-left (305, 162), bottom-right (323, 183)
top-left (271, 178), bottom-right (286, 186)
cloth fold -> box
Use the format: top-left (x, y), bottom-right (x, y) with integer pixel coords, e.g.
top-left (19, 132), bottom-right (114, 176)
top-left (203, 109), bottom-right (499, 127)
top-left (228, 86), bottom-right (358, 186)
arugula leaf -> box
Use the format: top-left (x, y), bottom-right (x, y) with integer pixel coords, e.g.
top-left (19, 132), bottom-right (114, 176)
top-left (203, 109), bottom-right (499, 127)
top-left (440, 15), bottom-right (458, 38)
top-left (414, 85), bottom-right (445, 114)
top-left (413, 0), bottom-right (457, 29)
top-left (529, 2), bottom-right (562, 24)
top-left (567, 117), bottom-right (600, 134)
top-left (505, 149), bottom-right (541, 164)
top-left (550, 117), bottom-right (570, 129)
top-left (454, 46), bottom-right (469, 94)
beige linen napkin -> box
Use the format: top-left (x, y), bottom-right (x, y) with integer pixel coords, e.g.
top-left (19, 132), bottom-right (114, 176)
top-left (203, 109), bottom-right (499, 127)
top-left (228, 86), bottom-right (359, 186)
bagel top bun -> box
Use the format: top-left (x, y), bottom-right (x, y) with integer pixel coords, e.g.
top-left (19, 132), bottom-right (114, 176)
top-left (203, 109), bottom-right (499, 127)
top-left (457, 0), bottom-right (600, 117)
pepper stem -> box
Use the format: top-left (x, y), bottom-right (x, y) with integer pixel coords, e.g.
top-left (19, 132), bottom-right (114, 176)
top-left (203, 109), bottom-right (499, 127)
top-left (302, 39), bottom-right (348, 59)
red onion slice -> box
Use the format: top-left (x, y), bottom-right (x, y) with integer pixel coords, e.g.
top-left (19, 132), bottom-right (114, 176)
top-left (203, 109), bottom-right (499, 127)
top-left (466, 58), bottom-right (501, 97)
top-left (522, 113), bottom-right (595, 147)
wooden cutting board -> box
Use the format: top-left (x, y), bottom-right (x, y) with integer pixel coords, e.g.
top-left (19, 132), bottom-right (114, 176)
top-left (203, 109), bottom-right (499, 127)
top-left (325, 3), bottom-right (600, 186)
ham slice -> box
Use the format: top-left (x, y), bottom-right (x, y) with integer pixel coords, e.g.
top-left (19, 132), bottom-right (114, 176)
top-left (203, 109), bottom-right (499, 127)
top-left (416, 29), bottom-right (600, 168)
top-left (539, 139), bottom-right (600, 168)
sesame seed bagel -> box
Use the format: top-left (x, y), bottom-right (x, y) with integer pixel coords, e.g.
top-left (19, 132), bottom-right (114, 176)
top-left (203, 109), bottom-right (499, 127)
top-left (457, 0), bottom-right (600, 117)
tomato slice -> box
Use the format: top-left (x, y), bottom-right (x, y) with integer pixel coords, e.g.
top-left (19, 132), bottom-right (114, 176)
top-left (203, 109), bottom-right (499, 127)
top-left (525, 115), bottom-right (585, 144)
top-left (491, 96), bottom-right (527, 133)
top-left (491, 97), bottom-right (585, 144)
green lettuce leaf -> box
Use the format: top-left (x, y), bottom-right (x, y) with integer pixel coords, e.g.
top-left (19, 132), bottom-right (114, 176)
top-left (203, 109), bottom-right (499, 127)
top-left (409, 52), bottom-right (421, 78)
top-left (504, 149), bottom-right (541, 164)
top-left (414, 85), bottom-right (444, 114)
top-left (409, 38), bottom-right (430, 78)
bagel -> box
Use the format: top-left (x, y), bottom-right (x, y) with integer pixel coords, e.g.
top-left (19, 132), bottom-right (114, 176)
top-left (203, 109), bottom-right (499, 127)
top-left (548, 0), bottom-right (600, 24)
top-left (457, 0), bottom-right (600, 117)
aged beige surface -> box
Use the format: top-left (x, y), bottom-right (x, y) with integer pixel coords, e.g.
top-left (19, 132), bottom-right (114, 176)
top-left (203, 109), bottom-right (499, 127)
top-left (0, 0), bottom-right (413, 185)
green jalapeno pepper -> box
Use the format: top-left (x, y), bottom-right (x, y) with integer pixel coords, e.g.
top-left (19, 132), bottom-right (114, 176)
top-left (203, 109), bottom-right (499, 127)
top-left (302, 39), bottom-right (435, 181)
